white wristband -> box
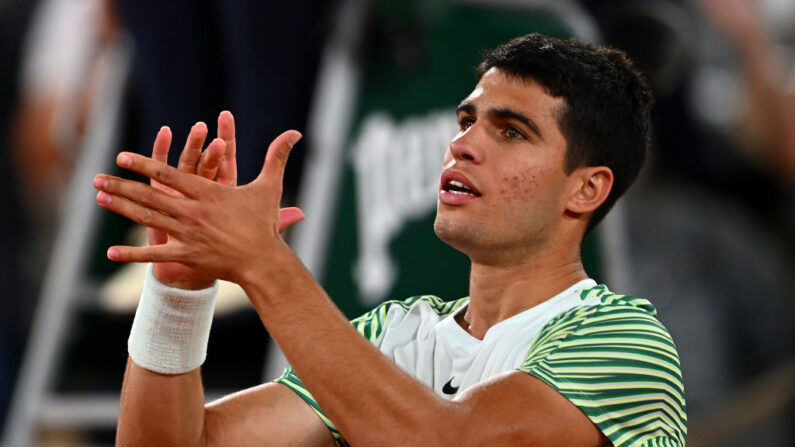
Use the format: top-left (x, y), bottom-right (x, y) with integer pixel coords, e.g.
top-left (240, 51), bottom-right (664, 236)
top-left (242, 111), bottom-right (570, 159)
top-left (128, 264), bottom-right (220, 374)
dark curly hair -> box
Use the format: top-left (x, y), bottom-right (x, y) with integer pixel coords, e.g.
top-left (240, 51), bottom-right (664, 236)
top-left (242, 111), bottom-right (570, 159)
top-left (477, 33), bottom-right (654, 235)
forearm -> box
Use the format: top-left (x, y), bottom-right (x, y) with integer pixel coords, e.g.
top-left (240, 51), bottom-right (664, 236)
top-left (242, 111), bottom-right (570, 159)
top-left (117, 265), bottom-right (219, 446)
top-left (117, 359), bottom-right (206, 446)
top-left (240, 248), bottom-right (459, 446)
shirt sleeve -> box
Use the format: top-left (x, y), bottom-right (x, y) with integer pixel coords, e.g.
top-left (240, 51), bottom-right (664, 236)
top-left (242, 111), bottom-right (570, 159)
top-left (276, 368), bottom-right (350, 447)
top-left (272, 295), bottom-right (449, 446)
top-left (519, 304), bottom-right (688, 447)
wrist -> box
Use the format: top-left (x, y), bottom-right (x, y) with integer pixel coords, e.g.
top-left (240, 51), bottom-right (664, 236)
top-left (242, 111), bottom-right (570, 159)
top-left (128, 264), bottom-right (220, 374)
top-left (236, 241), bottom-right (295, 294)
top-left (152, 263), bottom-right (216, 290)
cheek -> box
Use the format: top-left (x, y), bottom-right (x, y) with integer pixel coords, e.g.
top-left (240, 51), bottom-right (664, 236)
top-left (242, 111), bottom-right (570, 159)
top-left (497, 169), bottom-right (539, 202)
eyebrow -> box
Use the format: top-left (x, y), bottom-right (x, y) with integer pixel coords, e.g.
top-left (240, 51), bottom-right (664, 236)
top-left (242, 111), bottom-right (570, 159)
top-left (456, 102), bottom-right (543, 139)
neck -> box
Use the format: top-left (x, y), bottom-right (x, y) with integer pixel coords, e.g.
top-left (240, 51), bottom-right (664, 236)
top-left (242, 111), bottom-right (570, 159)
top-left (459, 244), bottom-right (588, 339)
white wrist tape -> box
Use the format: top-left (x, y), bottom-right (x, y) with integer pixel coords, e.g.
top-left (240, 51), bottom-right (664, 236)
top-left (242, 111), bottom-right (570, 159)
top-left (128, 264), bottom-right (220, 374)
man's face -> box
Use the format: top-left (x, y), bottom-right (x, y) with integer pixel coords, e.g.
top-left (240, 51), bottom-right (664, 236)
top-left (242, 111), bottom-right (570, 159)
top-left (434, 67), bottom-right (572, 263)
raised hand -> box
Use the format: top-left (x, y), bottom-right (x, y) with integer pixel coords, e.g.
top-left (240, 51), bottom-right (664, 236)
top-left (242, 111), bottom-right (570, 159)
top-left (94, 129), bottom-right (305, 286)
top-left (147, 121), bottom-right (223, 289)
top-left (146, 112), bottom-right (236, 289)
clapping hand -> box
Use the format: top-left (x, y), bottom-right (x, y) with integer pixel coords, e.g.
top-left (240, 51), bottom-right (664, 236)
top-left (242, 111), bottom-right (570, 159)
top-left (94, 112), bottom-right (305, 288)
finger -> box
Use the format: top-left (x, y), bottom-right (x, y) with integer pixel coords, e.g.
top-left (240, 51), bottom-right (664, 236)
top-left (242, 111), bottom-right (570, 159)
top-left (217, 111), bottom-right (237, 186)
top-left (116, 152), bottom-right (207, 197)
top-left (95, 189), bottom-right (182, 235)
top-left (94, 174), bottom-right (185, 217)
top-left (178, 122), bottom-right (208, 173)
top-left (278, 207), bottom-right (305, 233)
top-left (258, 130), bottom-right (302, 192)
top-left (147, 127), bottom-right (175, 246)
top-left (196, 138), bottom-right (225, 179)
top-left (152, 126), bottom-right (172, 163)
top-left (107, 243), bottom-right (182, 264)
top-left (150, 126), bottom-right (174, 193)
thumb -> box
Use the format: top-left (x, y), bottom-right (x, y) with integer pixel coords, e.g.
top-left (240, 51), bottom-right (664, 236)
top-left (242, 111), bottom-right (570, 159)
top-left (258, 130), bottom-right (302, 189)
top-left (278, 207), bottom-right (306, 233)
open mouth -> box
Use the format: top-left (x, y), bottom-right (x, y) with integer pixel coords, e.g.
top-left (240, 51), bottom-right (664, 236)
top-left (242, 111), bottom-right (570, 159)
top-left (442, 179), bottom-right (481, 197)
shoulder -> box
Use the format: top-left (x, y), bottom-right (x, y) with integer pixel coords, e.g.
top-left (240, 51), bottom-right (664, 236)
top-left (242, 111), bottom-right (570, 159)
top-left (351, 295), bottom-right (468, 343)
top-left (530, 284), bottom-right (672, 353)
top-left (522, 284), bottom-right (687, 446)
top-left (526, 284), bottom-right (680, 378)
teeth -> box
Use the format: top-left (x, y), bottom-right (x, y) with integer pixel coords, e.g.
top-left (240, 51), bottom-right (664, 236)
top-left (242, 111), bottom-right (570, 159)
top-left (442, 177), bottom-right (479, 197)
top-left (449, 180), bottom-right (472, 191)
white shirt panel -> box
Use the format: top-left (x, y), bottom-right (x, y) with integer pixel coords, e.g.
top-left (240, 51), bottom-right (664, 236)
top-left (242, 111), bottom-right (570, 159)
top-left (372, 279), bottom-right (597, 398)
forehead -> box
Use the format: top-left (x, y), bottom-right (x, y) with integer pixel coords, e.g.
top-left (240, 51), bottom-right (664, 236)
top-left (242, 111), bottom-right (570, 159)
top-left (463, 67), bottom-right (565, 133)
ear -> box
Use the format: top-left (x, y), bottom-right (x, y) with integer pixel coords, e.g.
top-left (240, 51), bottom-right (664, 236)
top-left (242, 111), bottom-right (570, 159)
top-left (565, 166), bottom-right (613, 214)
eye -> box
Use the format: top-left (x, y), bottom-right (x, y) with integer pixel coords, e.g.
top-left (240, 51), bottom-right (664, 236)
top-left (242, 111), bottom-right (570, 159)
top-left (458, 116), bottom-right (475, 131)
top-left (504, 126), bottom-right (526, 140)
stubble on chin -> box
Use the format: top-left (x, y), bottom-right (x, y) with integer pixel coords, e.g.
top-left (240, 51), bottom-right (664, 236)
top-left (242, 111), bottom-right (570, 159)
top-left (434, 214), bottom-right (481, 253)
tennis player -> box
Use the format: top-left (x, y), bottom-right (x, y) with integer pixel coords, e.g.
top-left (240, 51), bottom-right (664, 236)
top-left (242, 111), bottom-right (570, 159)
top-left (95, 33), bottom-right (686, 446)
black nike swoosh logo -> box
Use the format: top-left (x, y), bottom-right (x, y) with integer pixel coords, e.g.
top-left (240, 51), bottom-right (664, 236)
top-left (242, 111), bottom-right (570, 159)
top-left (442, 378), bottom-right (459, 395)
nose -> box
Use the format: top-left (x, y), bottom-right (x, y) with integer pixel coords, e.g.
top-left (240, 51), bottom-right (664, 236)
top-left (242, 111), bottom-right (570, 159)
top-left (448, 125), bottom-right (484, 164)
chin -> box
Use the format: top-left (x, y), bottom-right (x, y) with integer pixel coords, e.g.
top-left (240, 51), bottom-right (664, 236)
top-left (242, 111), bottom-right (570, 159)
top-left (434, 216), bottom-right (479, 254)
top-left (433, 216), bottom-right (457, 244)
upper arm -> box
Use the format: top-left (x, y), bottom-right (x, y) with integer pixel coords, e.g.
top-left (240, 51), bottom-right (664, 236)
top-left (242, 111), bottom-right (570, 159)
top-left (451, 370), bottom-right (607, 447)
top-left (204, 382), bottom-right (336, 447)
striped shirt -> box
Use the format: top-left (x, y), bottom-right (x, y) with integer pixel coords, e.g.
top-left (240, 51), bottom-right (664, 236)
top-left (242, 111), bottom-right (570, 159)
top-left (276, 282), bottom-right (687, 446)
